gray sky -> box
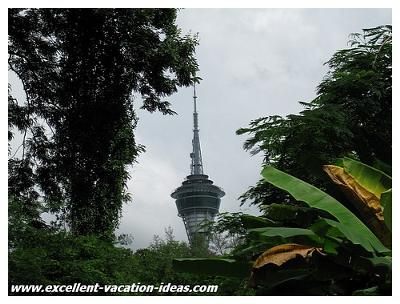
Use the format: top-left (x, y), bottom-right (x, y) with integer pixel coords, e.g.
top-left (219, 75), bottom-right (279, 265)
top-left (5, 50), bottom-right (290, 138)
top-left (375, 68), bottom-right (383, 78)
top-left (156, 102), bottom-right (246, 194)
top-left (118, 8), bottom-right (391, 249)
top-left (8, 8), bottom-right (392, 250)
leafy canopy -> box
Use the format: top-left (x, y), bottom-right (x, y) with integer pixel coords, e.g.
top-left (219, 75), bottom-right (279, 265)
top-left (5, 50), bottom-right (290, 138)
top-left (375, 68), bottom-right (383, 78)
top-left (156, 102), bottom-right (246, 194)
top-left (8, 8), bottom-right (199, 237)
top-left (237, 25), bottom-right (392, 208)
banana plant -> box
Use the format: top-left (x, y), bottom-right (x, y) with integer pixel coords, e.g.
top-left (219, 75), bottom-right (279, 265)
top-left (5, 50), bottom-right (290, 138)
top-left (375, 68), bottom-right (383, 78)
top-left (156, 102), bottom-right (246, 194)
top-left (173, 159), bottom-right (392, 295)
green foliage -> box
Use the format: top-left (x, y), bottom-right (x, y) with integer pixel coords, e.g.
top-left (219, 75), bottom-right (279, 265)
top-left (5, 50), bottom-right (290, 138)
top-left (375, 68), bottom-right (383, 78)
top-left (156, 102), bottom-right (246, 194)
top-left (8, 8), bottom-right (199, 237)
top-left (173, 258), bottom-right (251, 278)
top-left (199, 213), bottom-right (248, 255)
top-left (173, 167), bottom-right (392, 295)
top-left (9, 228), bottom-right (140, 291)
top-left (327, 157), bottom-right (392, 246)
top-left (261, 166), bottom-right (389, 254)
top-left (9, 225), bottom-right (250, 295)
top-left (261, 203), bottom-right (334, 228)
top-left (237, 25), bottom-right (392, 208)
top-left (380, 189), bottom-right (392, 231)
top-left (132, 227), bottom-right (195, 288)
top-left (136, 230), bottom-right (251, 295)
top-left (335, 157), bottom-right (392, 197)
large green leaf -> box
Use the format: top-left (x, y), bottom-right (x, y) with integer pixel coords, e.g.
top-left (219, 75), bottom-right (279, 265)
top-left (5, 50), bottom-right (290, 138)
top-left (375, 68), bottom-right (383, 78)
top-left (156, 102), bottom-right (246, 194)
top-left (251, 269), bottom-right (311, 291)
top-left (261, 203), bottom-right (329, 227)
top-left (232, 242), bottom-right (275, 259)
top-left (337, 157), bottom-right (392, 197)
top-left (381, 189), bottom-right (392, 231)
top-left (261, 166), bottom-right (389, 254)
top-left (248, 227), bottom-right (316, 238)
top-left (352, 286), bottom-right (380, 296)
top-left (247, 227), bottom-right (323, 249)
top-left (173, 258), bottom-right (251, 278)
top-left (241, 214), bottom-right (279, 229)
top-left (309, 219), bottom-right (347, 254)
top-left (368, 255), bottom-right (392, 269)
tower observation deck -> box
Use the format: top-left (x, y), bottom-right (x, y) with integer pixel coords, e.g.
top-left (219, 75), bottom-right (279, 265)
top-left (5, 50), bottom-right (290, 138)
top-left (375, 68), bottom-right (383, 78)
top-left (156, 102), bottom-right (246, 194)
top-left (171, 86), bottom-right (225, 245)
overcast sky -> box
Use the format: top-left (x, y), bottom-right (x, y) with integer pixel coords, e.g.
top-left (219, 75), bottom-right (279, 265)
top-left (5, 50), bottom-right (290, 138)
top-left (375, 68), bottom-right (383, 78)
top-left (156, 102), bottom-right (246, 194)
top-left (118, 8), bottom-right (391, 249)
top-left (8, 8), bottom-right (392, 250)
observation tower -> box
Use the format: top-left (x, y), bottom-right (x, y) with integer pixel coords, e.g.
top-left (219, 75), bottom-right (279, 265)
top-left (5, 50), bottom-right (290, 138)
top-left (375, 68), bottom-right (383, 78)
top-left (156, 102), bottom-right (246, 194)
top-left (171, 86), bottom-right (225, 245)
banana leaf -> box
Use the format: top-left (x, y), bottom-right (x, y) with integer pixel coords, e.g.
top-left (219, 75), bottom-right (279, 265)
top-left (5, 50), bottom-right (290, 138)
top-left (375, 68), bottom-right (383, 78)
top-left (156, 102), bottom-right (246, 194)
top-left (248, 227), bottom-right (316, 238)
top-left (241, 214), bottom-right (279, 228)
top-left (381, 189), bottom-right (392, 231)
top-left (247, 227), bottom-right (324, 249)
top-left (261, 166), bottom-right (389, 254)
top-left (336, 157), bottom-right (392, 197)
top-left (352, 286), bottom-right (380, 296)
top-left (324, 158), bottom-right (391, 247)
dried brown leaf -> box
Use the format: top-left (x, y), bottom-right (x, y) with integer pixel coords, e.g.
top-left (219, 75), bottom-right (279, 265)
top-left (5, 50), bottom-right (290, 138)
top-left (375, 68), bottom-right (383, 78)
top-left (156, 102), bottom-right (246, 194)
top-left (323, 165), bottom-right (390, 248)
top-left (324, 165), bottom-right (383, 218)
top-left (253, 243), bottom-right (323, 268)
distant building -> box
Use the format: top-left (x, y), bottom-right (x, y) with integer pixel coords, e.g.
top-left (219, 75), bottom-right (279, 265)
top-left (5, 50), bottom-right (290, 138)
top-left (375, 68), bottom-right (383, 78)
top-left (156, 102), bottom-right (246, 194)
top-left (171, 86), bottom-right (225, 246)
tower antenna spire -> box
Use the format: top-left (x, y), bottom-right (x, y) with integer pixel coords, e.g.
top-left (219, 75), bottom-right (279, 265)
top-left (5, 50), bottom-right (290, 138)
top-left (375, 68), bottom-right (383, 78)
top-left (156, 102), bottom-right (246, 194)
top-left (193, 83), bottom-right (197, 113)
top-left (190, 84), bottom-right (203, 175)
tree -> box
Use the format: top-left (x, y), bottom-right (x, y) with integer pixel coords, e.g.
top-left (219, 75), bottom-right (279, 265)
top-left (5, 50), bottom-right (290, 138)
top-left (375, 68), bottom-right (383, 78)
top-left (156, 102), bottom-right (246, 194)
top-left (133, 228), bottom-right (248, 295)
top-left (9, 224), bottom-right (248, 295)
top-left (9, 229), bottom-right (141, 295)
top-left (8, 9), bottom-right (199, 238)
top-left (236, 25), bottom-right (392, 209)
top-left (206, 213), bottom-right (246, 255)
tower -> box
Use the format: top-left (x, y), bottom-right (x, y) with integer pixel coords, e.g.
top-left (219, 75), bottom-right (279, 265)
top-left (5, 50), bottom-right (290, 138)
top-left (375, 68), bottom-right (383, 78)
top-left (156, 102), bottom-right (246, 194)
top-left (171, 86), bottom-right (225, 245)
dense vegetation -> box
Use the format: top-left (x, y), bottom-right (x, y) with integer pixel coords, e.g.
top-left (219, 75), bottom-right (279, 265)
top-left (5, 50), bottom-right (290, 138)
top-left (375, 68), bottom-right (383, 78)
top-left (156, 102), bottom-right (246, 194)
top-left (9, 226), bottom-right (249, 295)
top-left (175, 159), bottom-right (392, 295)
top-left (8, 8), bottom-right (199, 238)
top-left (8, 8), bottom-right (392, 296)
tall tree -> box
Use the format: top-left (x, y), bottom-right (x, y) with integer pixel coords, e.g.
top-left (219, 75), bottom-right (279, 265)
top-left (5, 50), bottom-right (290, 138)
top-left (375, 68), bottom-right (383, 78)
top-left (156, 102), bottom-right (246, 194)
top-left (8, 9), bottom-right (199, 238)
top-left (237, 25), bottom-right (392, 208)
